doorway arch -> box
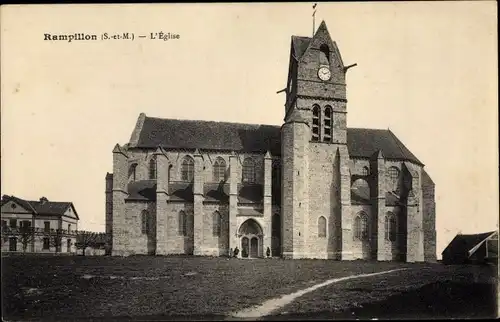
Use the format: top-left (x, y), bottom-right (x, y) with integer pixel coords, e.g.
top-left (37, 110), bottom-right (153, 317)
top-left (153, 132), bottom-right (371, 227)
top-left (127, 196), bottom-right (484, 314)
top-left (238, 219), bottom-right (263, 258)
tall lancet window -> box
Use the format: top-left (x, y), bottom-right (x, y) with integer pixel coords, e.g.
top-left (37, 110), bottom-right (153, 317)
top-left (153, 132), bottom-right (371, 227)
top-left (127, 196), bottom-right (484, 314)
top-left (324, 106), bottom-right (332, 142)
top-left (213, 211), bottom-right (221, 237)
top-left (319, 44), bottom-right (330, 66)
top-left (388, 167), bottom-right (400, 192)
top-left (312, 105), bottom-right (320, 142)
top-left (354, 212), bottom-right (369, 241)
top-left (149, 156), bottom-right (157, 180)
top-left (181, 156), bottom-right (195, 182)
top-left (318, 216), bottom-right (327, 238)
top-left (385, 212), bottom-right (397, 242)
top-left (213, 157), bottom-right (226, 183)
top-left (242, 158), bottom-right (256, 184)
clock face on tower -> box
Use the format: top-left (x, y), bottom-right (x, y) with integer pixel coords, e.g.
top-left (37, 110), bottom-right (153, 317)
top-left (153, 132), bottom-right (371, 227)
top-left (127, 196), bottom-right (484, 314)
top-left (318, 67), bottom-right (331, 81)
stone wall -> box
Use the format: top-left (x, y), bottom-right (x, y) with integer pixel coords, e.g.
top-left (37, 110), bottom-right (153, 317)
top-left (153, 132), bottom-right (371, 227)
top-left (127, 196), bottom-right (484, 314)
top-left (351, 204), bottom-right (372, 260)
top-left (422, 169), bottom-right (437, 261)
top-left (308, 143), bottom-right (341, 259)
top-left (281, 108), bottom-right (310, 259)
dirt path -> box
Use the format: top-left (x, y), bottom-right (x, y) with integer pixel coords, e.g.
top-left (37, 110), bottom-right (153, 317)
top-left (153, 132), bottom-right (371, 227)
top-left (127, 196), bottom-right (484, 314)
top-left (227, 268), bottom-right (408, 320)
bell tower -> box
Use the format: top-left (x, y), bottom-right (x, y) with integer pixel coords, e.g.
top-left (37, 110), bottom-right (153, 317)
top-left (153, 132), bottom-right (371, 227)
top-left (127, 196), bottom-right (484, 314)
top-left (281, 21), bottom-right (354, 259)
top-left (286, 20), bottom-right (348, 143)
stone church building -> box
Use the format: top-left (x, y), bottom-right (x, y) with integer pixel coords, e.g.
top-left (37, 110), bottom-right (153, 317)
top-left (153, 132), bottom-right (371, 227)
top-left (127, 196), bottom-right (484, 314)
top-left (106, 21), bottom-right (437, 262)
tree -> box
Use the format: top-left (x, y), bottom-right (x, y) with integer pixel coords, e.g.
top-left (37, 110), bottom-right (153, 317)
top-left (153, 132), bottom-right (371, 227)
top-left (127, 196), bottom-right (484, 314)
top-left (104, 232), bottom-right (112, 255)
top-left (1, 224), bottom-right (9, 248)
top-left (18, 226), bottom-right (36, 253)
top-left (75, 230), bottom-right (98, 256)
top-left (50, 229), bottom-right (63, 253)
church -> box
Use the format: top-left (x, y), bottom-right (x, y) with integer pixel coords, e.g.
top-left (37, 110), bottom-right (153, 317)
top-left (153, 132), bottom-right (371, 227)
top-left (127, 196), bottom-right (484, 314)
top-left (105, 21), bottom-right (437, 262)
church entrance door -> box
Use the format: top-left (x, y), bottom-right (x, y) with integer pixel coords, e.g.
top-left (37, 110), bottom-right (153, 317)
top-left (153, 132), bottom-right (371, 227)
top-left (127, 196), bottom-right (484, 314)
top-left (250, 237), bottom-right (259, 258)
top-left (238, 219), bottom-right (263, 258)
top-left (241, 237), bottom-right (249, 258)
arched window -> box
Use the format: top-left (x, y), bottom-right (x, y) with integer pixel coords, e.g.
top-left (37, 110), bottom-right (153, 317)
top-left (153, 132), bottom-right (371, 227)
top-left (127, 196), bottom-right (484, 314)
top-left (318, 216), bottom-right (327, 238)
top-left (242, 158), bottom-right (256, 183)
top-left (385, 213), bottom-right (397, 242)
top-left (312, 105), bottom-right (320, 142)
top-left (361, 216), bottom-right (368, 240)
top-left (141, 210), bottom-right (149, 234)
top-left (213, 157), bottom-right (226, 183)
top-left (178, 211), bottom-right (187, 236)
top-left (388, 167), bottom-right (400, 190)
top-left (362, 166), bottom-right (370, 176)
top-left (149, 156), bottom-right (157, 180)
top-left (323, 106), bottom-right (332, 142)
top-left (181, 156), bottom-right (195, 182)
top-left (354, 216), bottom-right (361, 239)
top-left (129, 163), bottom-right (137, 182)
top-left (213, 211), bottom-right (221, 236)
top-left (319, 44), bottom-right (330, 66)
top-left (354, 213), bottom-right (369, 240)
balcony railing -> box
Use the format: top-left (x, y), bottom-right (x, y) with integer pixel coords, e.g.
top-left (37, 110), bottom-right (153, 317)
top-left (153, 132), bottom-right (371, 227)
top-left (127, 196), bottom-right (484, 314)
top-left (1, 227), bottom-right (79, 236)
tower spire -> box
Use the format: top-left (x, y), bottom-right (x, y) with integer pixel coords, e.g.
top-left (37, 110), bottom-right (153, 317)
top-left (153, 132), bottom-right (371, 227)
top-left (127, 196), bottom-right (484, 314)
top-left (312, 3), bottom-right (317, 37)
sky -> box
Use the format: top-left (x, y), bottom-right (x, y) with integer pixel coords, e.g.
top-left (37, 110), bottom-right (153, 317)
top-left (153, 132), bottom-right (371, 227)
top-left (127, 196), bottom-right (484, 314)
top-left (1, 2), bottom-right (498, 258)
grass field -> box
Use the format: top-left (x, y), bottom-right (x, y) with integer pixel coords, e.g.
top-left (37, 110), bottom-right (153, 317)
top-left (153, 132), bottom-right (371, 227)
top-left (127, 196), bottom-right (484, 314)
top-left (1, 255), bottom-right (497, 321)
top-left (266, 263), bottom-right (498, 320)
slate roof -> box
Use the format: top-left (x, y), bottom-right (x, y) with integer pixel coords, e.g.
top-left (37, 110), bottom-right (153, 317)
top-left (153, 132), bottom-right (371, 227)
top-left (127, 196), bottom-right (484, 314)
top-left (421, 168), bottom-right (434, 185)
top-left (238, 208), bottom-right (264, 217)
top-left (385, 192), bottom-right (400, 206)
top-left (1, 195), bottom-right (36, 213)
top-left (237, 184), bottom-right (263, 204)
top-left (169, 182), bottom-right (194, 202)
top-left (126, 180), bottom-right (157, 201)
top-left (350, 181), bottom-right (370, 204)
top-left (291, 36), bottom-right (312, 60)
top-left (122, 179), bottom-right (265, 203)
top-left (136, 117), bottom-right (282, 156)
top-left (1, 195), bottom-right (78, 219)
top-left (131, 116), bottom-right (423, 165)
top-left (347, 128), bottom-right (422, 165)
top-left (204, 183), bottom-right (229, 203)
top-left (349, 185), bottom-right (402, 206)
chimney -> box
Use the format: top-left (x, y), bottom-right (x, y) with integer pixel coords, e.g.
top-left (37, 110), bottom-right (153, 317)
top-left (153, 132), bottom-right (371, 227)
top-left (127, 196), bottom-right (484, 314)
top-left (40, 197), bottom-right (48, 204)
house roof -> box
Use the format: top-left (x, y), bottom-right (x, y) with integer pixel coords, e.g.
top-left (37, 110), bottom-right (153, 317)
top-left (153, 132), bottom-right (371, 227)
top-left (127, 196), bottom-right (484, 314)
top-left (130, 115), bottom-right (423, 165)
top-left (442, 231), bottom-right (498, 257)
top-left (1, 195), bottom-right (79, 220)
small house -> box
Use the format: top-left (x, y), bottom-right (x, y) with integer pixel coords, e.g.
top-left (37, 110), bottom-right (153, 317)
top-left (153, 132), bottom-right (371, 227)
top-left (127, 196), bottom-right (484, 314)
top-left (442, 231), bottom-right (498, 265)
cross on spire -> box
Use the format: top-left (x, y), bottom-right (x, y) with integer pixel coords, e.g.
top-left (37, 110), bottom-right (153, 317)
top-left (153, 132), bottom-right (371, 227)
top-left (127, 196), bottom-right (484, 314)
top-left (312, 3), bottom-right (318, 37)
